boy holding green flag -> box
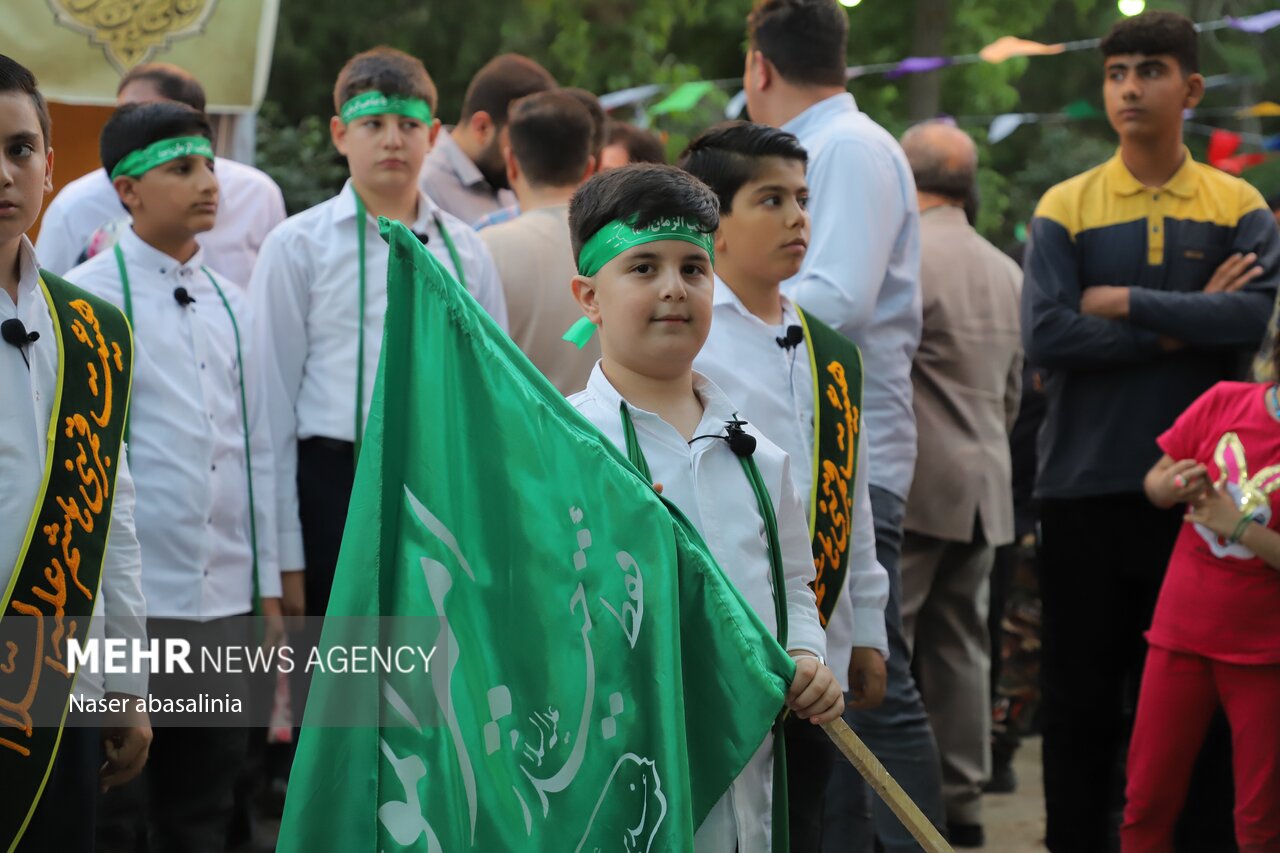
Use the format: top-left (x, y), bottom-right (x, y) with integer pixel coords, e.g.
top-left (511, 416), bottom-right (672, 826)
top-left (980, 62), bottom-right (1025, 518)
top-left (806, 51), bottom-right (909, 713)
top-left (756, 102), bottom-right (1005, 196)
top-left (566, 163), bottom-right (843, 851)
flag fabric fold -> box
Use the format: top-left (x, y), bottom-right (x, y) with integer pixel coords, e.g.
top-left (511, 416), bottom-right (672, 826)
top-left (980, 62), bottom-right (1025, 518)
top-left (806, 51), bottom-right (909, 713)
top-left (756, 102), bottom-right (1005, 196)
top-left (277, 219), bottom-right (795, 852)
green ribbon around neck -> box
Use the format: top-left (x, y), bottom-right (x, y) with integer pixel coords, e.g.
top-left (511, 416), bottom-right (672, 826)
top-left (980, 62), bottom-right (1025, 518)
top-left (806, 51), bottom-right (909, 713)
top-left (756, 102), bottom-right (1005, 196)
top-left (576, 215), bottom-right (715, 277)
top-left (340, 90), bottom-right (433, 125)
top-left (110, 135), bottom-right (215, 180)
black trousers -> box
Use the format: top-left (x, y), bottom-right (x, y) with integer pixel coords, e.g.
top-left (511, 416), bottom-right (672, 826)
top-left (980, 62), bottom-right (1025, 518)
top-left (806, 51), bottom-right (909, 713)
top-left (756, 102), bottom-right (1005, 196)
top-left (17, 718), bottom-right (99, 852)
top-left (97, 617), bottom-right (252, 853)
top-left (288, 437), bottom-right (356, 738)
top-left (785, 710), bottom-right (836, 852)
top-left (1039, 494), bottom-right (1233, 852)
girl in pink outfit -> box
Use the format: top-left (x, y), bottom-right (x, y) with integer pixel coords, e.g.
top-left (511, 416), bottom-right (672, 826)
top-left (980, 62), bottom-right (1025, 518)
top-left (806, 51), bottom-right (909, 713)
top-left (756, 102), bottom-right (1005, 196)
top-left (1122, 379), bottom-right (1280, 852)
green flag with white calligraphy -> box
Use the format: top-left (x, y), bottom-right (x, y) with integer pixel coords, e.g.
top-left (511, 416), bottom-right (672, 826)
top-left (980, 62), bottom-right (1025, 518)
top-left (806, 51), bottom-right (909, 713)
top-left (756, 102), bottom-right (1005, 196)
top-left (276, 220), bottom-right (795, 852)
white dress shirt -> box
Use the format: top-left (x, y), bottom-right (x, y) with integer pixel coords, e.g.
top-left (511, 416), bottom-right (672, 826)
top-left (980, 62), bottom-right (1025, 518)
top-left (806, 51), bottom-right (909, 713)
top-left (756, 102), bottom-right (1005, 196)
top-left (67, 229), bottom-right (279, 620)
top-left (569, 364), bottom-right (824, 853)
top-left (35, 158), bottom-right (286, 286)
top-left (782, 93), bottom-right (923, 501)
top-left (695, 281), bottom-right (891, 678)
top-left (251, 180), bottom-right (509, 570)
top-left (1, 237), bottom-right (148, 699)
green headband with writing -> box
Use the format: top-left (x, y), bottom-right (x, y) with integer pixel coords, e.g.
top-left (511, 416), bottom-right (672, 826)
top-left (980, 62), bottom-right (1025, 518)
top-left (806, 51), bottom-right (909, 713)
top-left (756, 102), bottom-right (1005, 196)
top-left (561, 216), bottom-right (716, 349)
top-left (340, 91), bottom-right (433, 125)
top-left (109, 136), bottom-right (215, 180)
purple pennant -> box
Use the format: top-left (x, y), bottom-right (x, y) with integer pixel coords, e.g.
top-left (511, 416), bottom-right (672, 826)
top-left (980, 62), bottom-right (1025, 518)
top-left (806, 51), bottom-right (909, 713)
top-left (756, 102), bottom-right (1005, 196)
top-left (1227, 11), bottom-right (1280, 33)
top-left (886, 56), bottom-right (952, 80)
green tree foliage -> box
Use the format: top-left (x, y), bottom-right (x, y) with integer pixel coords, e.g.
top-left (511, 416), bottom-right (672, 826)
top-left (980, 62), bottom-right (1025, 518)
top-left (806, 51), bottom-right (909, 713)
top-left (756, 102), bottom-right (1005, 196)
top-left (257, 0), bottom-right (1280, 243)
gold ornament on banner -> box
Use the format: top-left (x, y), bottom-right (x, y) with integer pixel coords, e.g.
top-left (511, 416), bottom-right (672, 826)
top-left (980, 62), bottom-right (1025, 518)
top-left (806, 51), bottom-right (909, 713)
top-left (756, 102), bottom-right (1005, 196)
top-left (49, 0), bottom-right (218, 73)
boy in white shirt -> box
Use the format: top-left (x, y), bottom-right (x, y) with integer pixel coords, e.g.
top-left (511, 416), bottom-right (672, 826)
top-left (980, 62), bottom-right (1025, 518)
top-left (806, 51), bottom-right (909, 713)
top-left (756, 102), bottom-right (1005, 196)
top-left (681, 121), bottom-right (891, 852)
top-left (250, 47), bottom-right (508, 723)
top-left (66, 100), bottom-right (280, 852)
top-left (36, 63), bottom-right (285, 285)
top-left (565, 163), bottom-right (843, 852)
top-left (1, 53), bottom-right (151, 853)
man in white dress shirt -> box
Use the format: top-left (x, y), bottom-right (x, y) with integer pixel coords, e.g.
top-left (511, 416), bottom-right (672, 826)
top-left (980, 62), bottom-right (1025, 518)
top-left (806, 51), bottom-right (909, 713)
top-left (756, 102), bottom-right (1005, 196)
top-left (35, 63), bottom-right (285, 286)
top-left (250, 47), bottom-right (508, 728)
top-left (743, 1), bottom-right (944, 850)
top-left (0, 54), bottom-right (150, 853)
top-left (566, 163), bottom-right (843, 852)
top-left (66, 100), bottom-right (281, 853)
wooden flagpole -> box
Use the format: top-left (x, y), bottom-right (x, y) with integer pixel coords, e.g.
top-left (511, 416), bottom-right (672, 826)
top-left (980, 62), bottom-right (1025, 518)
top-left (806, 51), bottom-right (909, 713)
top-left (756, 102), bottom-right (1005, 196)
top-left (821, 717), bottom-right (954, 853)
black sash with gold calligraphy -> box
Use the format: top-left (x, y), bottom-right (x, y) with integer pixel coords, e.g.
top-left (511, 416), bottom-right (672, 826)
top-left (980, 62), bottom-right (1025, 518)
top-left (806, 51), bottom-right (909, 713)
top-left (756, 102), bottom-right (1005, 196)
top-left (795, 306), bottom-right (863, 627)
top-left (0, 271), bottom-right (132, 850)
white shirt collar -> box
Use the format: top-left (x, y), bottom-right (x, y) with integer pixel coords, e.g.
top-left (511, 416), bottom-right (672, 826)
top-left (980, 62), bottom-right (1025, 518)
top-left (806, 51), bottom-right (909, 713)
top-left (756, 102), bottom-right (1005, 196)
top-left (15, 236), bottom-right (41, 304)
top-left (117, 228), bottom-right (207, 277)
top-left (435, 130), bottom-right (487, 190)
top-left (584, 361), bottom-right (745, 438)
top-left (334, 178), bottom-right (440, 233)
top-left (782, 92), bottom-right (859, 138)
top-left (712, 273), bottom-right (794, 315)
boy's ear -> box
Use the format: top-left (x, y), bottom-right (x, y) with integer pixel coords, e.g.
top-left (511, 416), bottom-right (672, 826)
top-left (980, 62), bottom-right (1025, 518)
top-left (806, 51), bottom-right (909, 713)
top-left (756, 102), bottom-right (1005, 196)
top-left (43, 147), bottom-right (54, 195)
top-left (503, 145), bottom-right (519, 186)
top-left (581, 155), bottom-right (597, 181)
top-left (1183, 71), bottom-right (1205, 110)
top-left (330, 115), bottom-right (348, 156)
top-left (746, 50), bottom-right (773, 93)
top-left (571, 274), bottom-right (602, 325)
top-left (112, 175), bottom-right (140, 213)
top-left (428, 118), bottom-right (442, 148)
top-left (713, 224), bottom-right (729, 258)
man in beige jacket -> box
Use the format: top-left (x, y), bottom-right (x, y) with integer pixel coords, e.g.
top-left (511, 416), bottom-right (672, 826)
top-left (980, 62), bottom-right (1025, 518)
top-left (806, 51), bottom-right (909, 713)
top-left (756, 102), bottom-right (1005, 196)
top-left (898, 121), bottom-right (1023, 847)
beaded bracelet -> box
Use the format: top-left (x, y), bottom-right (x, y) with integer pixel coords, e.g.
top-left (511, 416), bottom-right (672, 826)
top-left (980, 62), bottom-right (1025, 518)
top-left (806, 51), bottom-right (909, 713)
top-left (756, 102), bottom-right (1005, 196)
top-left (1228, 513), bottom-right (1256, 545)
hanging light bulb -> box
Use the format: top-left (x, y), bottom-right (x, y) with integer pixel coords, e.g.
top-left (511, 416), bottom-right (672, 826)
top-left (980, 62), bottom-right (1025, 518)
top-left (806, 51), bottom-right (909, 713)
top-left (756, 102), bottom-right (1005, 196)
top-left (839, 0), bottom-right (862, 7)
top-left (1118, 0), bottom-right (1146, 16)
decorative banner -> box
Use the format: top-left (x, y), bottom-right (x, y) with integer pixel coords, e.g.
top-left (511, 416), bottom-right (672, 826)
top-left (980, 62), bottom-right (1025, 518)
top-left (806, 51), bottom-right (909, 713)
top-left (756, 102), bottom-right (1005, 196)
top-left (988, 113), bottom-right (1034, 143)
top-left (649, 81), bottom-right (715, 116)
top-left (1209, 128), bottom-right (1244, 164)
top-left (1062, 99), bottom-right (1104, 119)
top-left (979, 36), bottom-right (1066, 64)
top-left (1240, 101), bottom-right (1280, 118)
top-left (1227, 10), bottom-right (1280, 33)
top-left (885, 56), bottom-right (953, 80)
top-left (0, 0), bottom-right (280, 111)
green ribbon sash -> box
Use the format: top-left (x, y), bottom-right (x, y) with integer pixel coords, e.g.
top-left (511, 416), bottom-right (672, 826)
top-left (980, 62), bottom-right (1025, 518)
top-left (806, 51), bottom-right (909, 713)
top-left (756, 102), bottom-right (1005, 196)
top-left (0, 272), bottom-right (132, 851)
top-left (796, 306), bottom-right (863, 627)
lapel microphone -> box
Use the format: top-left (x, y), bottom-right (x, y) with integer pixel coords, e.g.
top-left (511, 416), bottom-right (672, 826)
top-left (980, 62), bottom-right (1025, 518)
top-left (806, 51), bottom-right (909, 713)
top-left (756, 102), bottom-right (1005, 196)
top-left (2, 318), bottom-right (39, 369)
top-left (412, 232), bottom-right (431, 246)
top-left (173, 287), bottom-right (196, 307)
top-left (776, 324), bottom-right (804, 350)
top-left (691, 417), bottom-right (757, 458)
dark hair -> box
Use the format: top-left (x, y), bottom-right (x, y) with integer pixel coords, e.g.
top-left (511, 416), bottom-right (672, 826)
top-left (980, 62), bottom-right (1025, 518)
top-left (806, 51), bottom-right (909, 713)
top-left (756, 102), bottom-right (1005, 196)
top-left (1266, 191), bottom-right (1280, 213)
top-left (117, 63), bottom-right (207, 112)
top-left (678, 121), bottom-right (807, 213)
top-left (605, 121), bottom-right (667, 165)
top-left (0, 54), bottom-right (51, 148)
top-left (459, 54), bottom-right (557, 126)
top-left (560, 87), bottom-right (606, 158)
top-left (508, 91), bottom-right (593, 188)
top-left (568, 164), bottom-right (719, 261)
top-left (747, 0), bottom-right (849, 88)
top-left (1100, 10), bottom-right (1199, 75)
top-left (333, 46), bottom-right (437, 115)
top-left (100, 101), bottom-right (214, 196)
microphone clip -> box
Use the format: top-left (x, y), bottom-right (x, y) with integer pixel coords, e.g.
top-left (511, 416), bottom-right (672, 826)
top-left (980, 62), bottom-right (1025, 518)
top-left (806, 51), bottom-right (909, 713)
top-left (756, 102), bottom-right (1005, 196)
top-left (724, 417), bottom-right (757, 459)
top-left (173, 287), bottom-right (196, 307)
top-left (775, 324), bottom-right (804, 351)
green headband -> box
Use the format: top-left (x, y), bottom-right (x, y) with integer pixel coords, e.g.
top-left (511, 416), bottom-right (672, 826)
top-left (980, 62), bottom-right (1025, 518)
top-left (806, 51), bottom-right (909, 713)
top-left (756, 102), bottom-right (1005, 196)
top-left (340, 91), bottom-right (433, 125)
top-left (576, 215), bottom-right (715, 278)
top-left (109, 136), bottom-right (214, 180)
top-left (562, 216), bottom-right (716, 350)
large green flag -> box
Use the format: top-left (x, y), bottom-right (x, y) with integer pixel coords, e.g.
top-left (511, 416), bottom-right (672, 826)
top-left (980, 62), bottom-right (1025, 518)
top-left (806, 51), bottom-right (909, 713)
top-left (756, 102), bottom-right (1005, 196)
top-left (277, 220), bottom-right (796, 851)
